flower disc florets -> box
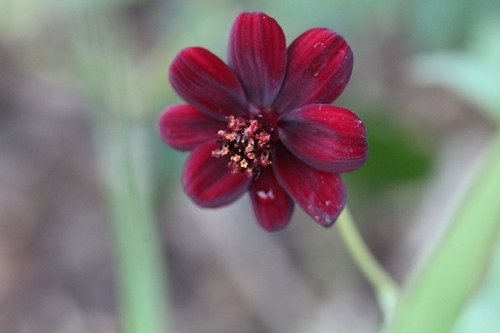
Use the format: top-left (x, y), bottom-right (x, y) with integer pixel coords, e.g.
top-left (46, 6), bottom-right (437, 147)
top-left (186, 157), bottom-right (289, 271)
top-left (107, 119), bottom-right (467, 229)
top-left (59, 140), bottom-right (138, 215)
top-left (212, 115), bottom-right (273, 178)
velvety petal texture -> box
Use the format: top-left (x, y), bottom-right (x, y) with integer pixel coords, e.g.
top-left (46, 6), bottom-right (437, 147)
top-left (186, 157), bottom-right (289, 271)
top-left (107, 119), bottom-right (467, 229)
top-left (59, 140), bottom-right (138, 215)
top-left (273, 28), bottom-right (353, 114)
top-left (250, 167), bottom-right (294, 231)
top-left (273, 143), bottom-right (346, 227)
top-left (228, 12), bottom-right (287, 109)
top-left (169, 47), bottom-right (248, 121)
top-left (160, 12), bottom-right (367, 231)
top-left (158, 104), bottom-right (225, 151)
top-left (279, 105), bottom-right (368, 173)
top-left (183, 142), bottom-right (252, 207)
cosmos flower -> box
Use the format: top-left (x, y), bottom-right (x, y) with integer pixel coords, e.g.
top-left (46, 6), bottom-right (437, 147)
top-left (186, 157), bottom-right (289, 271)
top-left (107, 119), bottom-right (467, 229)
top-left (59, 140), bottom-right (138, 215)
top-left (158, 12), bottom-right (368, 231)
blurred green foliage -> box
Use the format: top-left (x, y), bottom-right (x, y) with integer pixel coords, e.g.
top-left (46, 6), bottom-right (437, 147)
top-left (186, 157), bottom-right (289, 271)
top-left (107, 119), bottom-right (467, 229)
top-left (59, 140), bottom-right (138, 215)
top-left (345, 114), bottom-right (433, 193)
top-left (383, 133), bottom-right (500, 333)
top-left (410, 16), bottom-right (500, 123)
top-left (455, 240), bottom-right (500, 333)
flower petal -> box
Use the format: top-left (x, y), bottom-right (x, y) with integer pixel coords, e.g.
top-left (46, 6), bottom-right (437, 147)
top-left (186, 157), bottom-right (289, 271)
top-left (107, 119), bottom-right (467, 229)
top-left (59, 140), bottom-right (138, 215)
top-left (273, 28), bottom-right (353, 114)
top-left (228, 12), bottom-right (287, 109)
top-left (279, 104), bottom-right (368, 173)
top-left (169, 47), bottom-right (248, 121)
top-left (250, 166), bottom-right (294, 231)
top-left (273, 143), bottom-right (346, 227)
top-left (158, 104), bottom-right (226, 151)
top-left (183, 142), bottom-right (252, 207)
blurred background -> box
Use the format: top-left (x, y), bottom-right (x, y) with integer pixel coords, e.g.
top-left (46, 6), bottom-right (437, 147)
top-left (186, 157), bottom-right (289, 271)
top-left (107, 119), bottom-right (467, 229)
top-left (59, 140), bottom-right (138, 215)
top-left (1, 0), bottom-right (499, 332)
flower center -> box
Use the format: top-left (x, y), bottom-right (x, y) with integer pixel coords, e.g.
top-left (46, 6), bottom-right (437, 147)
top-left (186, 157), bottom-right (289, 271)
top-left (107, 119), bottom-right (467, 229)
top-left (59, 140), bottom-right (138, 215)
top-left (212, 115), bottom-right (273, 178)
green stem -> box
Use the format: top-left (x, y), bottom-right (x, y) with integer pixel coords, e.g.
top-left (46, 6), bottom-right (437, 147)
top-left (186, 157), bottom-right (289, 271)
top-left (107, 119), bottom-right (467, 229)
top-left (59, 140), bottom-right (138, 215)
top-left (337, 207), bottom-right (400, 323)
top-left (70, 2), bottom-right (171, 332)
top-left (100, 124), bottom-right (170, 333)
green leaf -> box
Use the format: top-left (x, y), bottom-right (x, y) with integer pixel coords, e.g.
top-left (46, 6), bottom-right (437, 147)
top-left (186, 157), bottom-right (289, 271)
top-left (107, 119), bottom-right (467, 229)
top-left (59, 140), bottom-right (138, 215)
top-left (410, 53), bottom-right (500, 123)
top-left (382, 132), bottom-right (500, 333)
top-left (453, 239), bottom-right (500, 333)
top-left (402, 0), bottom-right (478, 50)
top-left (344, 115), bottom-right (433, 193)
top-left (409, 17), bottom-right (500, 123)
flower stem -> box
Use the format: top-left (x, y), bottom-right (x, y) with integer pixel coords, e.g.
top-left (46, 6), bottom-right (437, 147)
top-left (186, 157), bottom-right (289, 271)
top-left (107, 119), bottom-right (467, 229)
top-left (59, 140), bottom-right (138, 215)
top-left (100, 124), bottom-right (171, 333)
top-left (70, 2), bottom-right (171, 332)
top-left (337, 207), bottom-right (400, 323)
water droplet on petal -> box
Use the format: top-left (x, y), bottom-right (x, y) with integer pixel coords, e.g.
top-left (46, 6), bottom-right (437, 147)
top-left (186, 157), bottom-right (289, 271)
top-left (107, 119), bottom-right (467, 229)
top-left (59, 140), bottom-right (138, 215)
top-left (256, 189), bottom-right (275, 204)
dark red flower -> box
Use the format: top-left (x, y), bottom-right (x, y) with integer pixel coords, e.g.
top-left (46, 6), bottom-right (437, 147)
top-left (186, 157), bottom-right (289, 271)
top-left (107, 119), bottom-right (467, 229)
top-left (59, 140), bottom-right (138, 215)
top-left (158, 12), bottom-right (368, 231)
